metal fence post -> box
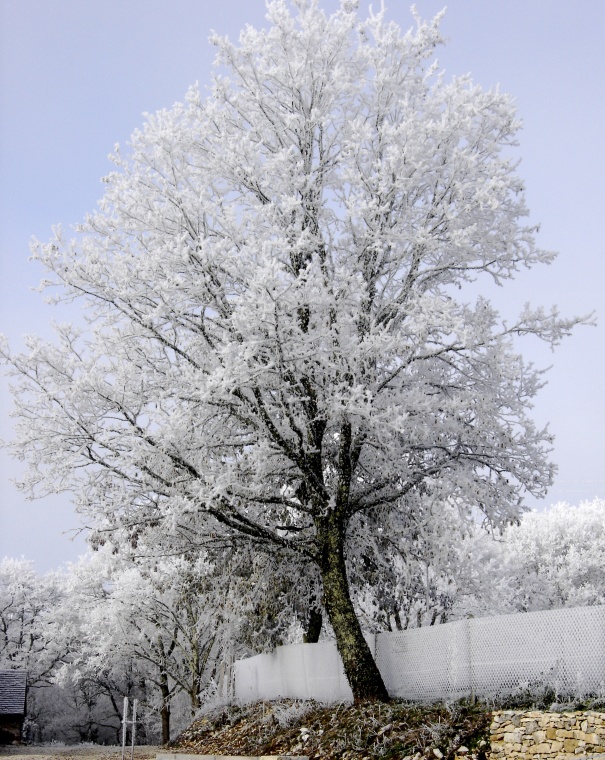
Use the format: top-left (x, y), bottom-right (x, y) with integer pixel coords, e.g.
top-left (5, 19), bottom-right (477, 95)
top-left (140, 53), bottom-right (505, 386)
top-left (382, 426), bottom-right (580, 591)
top-left (121, 697), bottom-right (138, 760)
top-left (121, 698), bottom-right (128, 760)
top-left (130, 699), bottom-right (137, 760)
top-left (467, 617), bottom-right (476, 704)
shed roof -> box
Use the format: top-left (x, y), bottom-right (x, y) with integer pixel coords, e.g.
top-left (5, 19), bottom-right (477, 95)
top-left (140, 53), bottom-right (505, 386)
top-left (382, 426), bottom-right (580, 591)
top-left (0, 671), bottom-right (27, 715)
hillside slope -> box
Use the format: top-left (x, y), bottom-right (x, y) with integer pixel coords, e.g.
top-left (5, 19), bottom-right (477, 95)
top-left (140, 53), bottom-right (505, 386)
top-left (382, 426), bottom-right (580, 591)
top-left (169, 699), bottom-right (491, 759)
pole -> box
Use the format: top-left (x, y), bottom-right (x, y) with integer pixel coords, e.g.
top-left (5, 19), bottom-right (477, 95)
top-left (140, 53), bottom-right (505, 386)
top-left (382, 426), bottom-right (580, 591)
top-left (121, 697), bottom-right (128, 760)
top-left (121, 697), bottom-right (138, 760)
top-left (130, 699), bottom-right (138, 760)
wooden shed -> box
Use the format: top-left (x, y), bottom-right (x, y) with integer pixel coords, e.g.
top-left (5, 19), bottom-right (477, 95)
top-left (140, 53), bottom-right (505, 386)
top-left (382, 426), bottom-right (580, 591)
top-left (0, 670), bottom-right (27, 744)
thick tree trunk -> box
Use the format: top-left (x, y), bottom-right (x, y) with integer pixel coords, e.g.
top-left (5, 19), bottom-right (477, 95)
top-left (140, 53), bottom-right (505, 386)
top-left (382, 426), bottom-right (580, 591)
top-left (318, 513), bottom-right (389, 703)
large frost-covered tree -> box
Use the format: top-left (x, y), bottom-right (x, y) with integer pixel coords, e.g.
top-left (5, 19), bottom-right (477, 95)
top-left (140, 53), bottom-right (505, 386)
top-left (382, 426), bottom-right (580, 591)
top-left (1, 1), bottom-right (584, 700)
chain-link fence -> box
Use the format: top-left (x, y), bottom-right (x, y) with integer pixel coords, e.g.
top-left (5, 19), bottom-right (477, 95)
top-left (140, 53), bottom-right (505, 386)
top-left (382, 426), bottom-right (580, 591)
top-left (377, 605), bottom-right (605, 701)
top-left (234, 605), bottom-right (605, 703)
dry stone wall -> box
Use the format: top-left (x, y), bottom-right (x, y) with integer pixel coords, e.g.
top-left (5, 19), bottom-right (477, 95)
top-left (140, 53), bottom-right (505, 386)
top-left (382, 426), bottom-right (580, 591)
top-left (491, 711), bottom-right (605, 760)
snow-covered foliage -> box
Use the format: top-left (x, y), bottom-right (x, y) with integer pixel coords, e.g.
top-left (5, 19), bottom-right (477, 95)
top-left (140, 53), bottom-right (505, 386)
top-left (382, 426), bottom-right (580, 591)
top-left (348, 497), bottom-right (479, 631)
top-left (0, 558), bottom-right (105, 743)
top-left (1, 502), bottom-right (604, 739)
top-left (56, 548), bottom-right (259, 742)
top-left (0, 558), bottom-right (66, 686)
top-left (451, 499), bottom-right (605, 618)
top-left (0, 1), bottom-right (585, 699)
top-left (0, 552), bottom-right (244, 743)
top-left (347, 498), bottom-right (605, 630)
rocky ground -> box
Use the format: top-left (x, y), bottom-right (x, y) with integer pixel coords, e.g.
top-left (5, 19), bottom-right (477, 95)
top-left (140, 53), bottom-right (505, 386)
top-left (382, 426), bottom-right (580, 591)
top-left (169, 698), bottom-right (492, 759)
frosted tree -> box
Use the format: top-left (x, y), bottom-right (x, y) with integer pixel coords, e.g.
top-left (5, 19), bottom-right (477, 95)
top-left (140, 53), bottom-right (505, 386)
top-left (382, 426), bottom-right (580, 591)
top-left (450, 499), bottom-right (605, 618)
top-left (0, 1), bottom-right (585, 700)
top-left (55, 547), bottom-right (316, 741)
top-left (0, 558), bottom-right (67, 687)
top-left (0, 559), bottom-right (84, 741)
top-left (50, 556), bottom-right (148, 744)
top-left (508, 499), bottom-right (605, 610)
top-left (88, 552), bottom-right (241, 739)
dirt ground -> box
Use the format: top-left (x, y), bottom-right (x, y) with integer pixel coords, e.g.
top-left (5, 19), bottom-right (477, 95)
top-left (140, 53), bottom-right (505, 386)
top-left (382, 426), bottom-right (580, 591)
top-left (0, 747), bottom-right (165, 760)
top-left (171, 698), bottom-right (492, 760)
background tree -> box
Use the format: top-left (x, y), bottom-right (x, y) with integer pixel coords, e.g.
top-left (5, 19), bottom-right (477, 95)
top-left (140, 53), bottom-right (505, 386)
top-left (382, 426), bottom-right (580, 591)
top-left (0, 558), bottom-right (73, 740)
top-left (0, 548), bottom-right (319, 743)
top-left (52, 555), bottom-right (151, 745)
top-left (1, 1), bottom-right (584, 701)
top-left (0, 557), bottom-right (124, 744)
top-left (449, 499), bottom-right (605, 618)
top-left (97, 553), bottom-right (236, 738)
top-left (0, 558), bottom-right (64, 684)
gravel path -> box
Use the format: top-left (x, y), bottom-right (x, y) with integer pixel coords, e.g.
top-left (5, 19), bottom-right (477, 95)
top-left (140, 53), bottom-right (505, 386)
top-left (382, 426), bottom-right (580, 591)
top-left (0, 747), bottom-right (165, 759)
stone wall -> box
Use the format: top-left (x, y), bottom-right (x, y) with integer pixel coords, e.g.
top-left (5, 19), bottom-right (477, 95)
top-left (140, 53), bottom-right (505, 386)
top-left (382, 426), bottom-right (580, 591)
top-left (491, 711), bottom-right (605, 760)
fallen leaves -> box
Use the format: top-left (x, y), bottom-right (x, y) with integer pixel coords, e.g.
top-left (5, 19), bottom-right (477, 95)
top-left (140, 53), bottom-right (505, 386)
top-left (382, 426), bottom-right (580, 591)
top-left (169, 698), bottom-right (492, 759)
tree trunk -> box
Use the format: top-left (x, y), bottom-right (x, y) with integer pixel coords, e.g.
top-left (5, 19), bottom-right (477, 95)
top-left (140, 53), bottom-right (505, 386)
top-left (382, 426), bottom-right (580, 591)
top-left (159, 674), bottom-right (171, 744)
top-left (318, 513), bottom-right (389, 703)
top-left (303, 605), bottom-right (323, 643)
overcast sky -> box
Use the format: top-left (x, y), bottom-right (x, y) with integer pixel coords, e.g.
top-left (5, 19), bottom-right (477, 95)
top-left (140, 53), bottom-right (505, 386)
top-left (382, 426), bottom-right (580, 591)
top-left (1, 0), bottom-right (603, 573)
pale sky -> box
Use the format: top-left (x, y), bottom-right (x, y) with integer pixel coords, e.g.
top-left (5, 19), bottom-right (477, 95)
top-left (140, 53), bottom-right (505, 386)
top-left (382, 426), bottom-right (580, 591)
top-left (1, 0), bottom-right (604, 573)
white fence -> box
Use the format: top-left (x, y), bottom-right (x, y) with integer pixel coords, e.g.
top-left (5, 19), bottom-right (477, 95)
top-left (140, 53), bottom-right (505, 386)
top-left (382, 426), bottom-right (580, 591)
top-left (234, 605), bottom-right (605, 703)
top-left (234, 640), bottom-right (359, 703)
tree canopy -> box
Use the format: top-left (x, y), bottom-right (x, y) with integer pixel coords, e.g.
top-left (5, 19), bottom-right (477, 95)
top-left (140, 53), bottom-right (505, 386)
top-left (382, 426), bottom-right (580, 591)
top-left (0, 0), bottom-right (583, 700)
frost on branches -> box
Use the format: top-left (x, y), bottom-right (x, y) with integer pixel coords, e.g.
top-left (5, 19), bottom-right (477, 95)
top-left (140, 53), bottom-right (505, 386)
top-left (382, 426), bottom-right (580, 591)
top-left (60, 550), bottom-right (247, 743)
top-left (452, 499), bottom-right (605, 618)
top-left (0, 1), bottom-right (585, 701)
